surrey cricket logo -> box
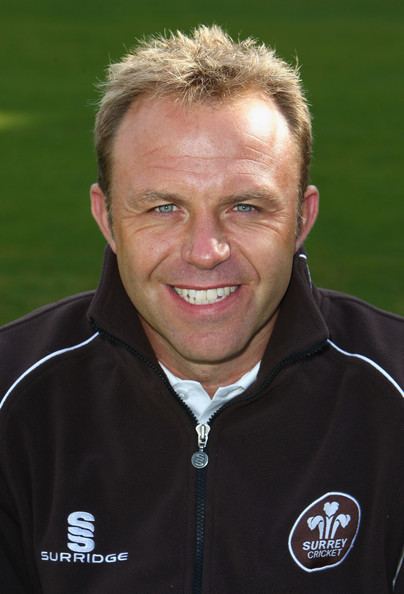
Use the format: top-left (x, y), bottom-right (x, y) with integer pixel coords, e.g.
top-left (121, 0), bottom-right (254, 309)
top-left (288, 492), bottom-right (361, 572)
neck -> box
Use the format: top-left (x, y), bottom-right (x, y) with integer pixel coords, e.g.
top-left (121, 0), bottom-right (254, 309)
top-left (145, 320), bottom-right (275, 397)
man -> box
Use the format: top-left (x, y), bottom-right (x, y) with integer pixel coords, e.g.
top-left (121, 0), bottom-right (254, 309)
top-left (0, 25), bottom-right (402, 594)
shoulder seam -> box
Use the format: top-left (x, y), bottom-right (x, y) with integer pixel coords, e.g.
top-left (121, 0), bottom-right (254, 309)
top-left (0, 332), bottom-right (99, 412)
top-left (327, 339), bottom-right (403, 397)
top-left (0, 292), bottom-right (95, 334)
top-left (320, 291), bottom-right (404, 323)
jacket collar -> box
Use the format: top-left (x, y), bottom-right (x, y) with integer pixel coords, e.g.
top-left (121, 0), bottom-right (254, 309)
top-left (88, 247), bottom-right (158, 362)
top-left (256, 252), bottom-right (329, 381)
top-left (88, 247), bottom-right (329, 376)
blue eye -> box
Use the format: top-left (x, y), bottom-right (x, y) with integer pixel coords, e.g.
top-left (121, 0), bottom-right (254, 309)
top-left (234, 203), bottom-right (255, 212)
top-left (155, 204), bottom-right (177, 213)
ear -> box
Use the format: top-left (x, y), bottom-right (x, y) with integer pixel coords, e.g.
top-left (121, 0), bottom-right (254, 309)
top-left (90, 183), bottom-right (117, 253)
top-left (295, 184), bottom-right (319, 250)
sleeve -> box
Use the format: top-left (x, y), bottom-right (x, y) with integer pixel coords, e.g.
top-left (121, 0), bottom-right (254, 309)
top-left (0, 506), bottom-right (33, 593)
top-left (0, 467), bottom-right (42, 593)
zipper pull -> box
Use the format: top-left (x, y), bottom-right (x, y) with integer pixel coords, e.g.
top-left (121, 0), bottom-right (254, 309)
top-left (191, 423), bottom-right (211, 468)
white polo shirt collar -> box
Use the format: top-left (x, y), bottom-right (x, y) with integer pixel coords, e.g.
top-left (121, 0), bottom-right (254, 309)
top-left (160, 362), bottom-right (261, 423)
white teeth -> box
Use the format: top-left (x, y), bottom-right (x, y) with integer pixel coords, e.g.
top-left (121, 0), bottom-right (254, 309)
top-left (174, 286), bottom-right (237, 305)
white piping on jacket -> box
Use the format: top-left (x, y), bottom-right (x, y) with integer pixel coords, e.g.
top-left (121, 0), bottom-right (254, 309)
top-left (297, 252), bottom-right (312, 287)
top-left (0, 332), bottom-right (99, 411)
top-left (393, 544), bottom-right (404, 590)
top-left (329, 338), bottom-right (403, 589)
top-left (327, 339), bottom-right (403, 397)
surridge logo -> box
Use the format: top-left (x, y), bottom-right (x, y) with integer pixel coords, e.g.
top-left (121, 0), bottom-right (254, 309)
top-left (67, 511), bottom-right (95, 552)
top-left (40, 511), bottom-right (129, 565)
top-left (288, 492), bottom-right (361, 572)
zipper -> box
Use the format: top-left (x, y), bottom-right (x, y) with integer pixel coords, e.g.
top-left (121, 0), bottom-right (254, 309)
top-left (191, 423), bottom-right (211, 469)
top-left (94, 322), bottom-right (327, 594)
top-left (193, 464), bottom-right (207, 594)
top-left (191, 424), bottom-right (210, 594)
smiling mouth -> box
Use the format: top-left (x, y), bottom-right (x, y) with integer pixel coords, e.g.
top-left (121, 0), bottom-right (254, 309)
top-left (173, 286), bottom-right (238, 305)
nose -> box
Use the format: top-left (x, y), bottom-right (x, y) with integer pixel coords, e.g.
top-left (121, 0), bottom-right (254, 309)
top-left (181, 213), bottom-right (231, 269)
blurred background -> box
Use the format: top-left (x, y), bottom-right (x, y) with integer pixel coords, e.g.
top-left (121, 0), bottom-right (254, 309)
top-left (1, 0), bottom-right (403, 324)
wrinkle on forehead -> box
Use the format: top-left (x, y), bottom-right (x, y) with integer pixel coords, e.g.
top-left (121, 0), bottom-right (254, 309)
top-left (131, 156), bottom-right (279, 184)
top-left (141, 154), bottom-right (275, 168)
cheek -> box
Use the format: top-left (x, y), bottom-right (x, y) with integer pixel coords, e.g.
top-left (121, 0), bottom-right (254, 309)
top-left (239, 231), bottom-right (295, 279)
top-left (115, 229), bottom-right (175, 286)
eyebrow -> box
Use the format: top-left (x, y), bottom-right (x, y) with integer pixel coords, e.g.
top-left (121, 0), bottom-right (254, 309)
top-left (224, 189), bottom-right (279, 201)
top-left (222, 190), bottom-right (283, 209)
top-left (127, 190), bottom-right (182, 209)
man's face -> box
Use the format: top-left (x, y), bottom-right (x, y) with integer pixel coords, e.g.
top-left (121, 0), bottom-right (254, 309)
top-left (91, 93), bottom-right (318, 375)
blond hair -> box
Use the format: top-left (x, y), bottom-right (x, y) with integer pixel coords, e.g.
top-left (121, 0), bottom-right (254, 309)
top-left (95, 25), bottom-right (312, 207)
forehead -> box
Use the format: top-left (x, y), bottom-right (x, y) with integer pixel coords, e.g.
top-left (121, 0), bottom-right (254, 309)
top-left (110, 93), bottom-right (300, 193)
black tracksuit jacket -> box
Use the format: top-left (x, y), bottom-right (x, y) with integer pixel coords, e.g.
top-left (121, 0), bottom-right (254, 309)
top-left (0, 248), bottom-right (403, 594)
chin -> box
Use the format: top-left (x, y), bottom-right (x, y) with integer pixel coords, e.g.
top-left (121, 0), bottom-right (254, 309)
top-left (172, 339), bottom-right (249, 366)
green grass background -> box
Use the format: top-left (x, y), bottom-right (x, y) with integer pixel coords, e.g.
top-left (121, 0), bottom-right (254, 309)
top-left (1, 0), bottom-right (403, 324)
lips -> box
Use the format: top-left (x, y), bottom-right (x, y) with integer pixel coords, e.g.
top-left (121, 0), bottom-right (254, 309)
top-left (173, 286), bottom-right (238, 305)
